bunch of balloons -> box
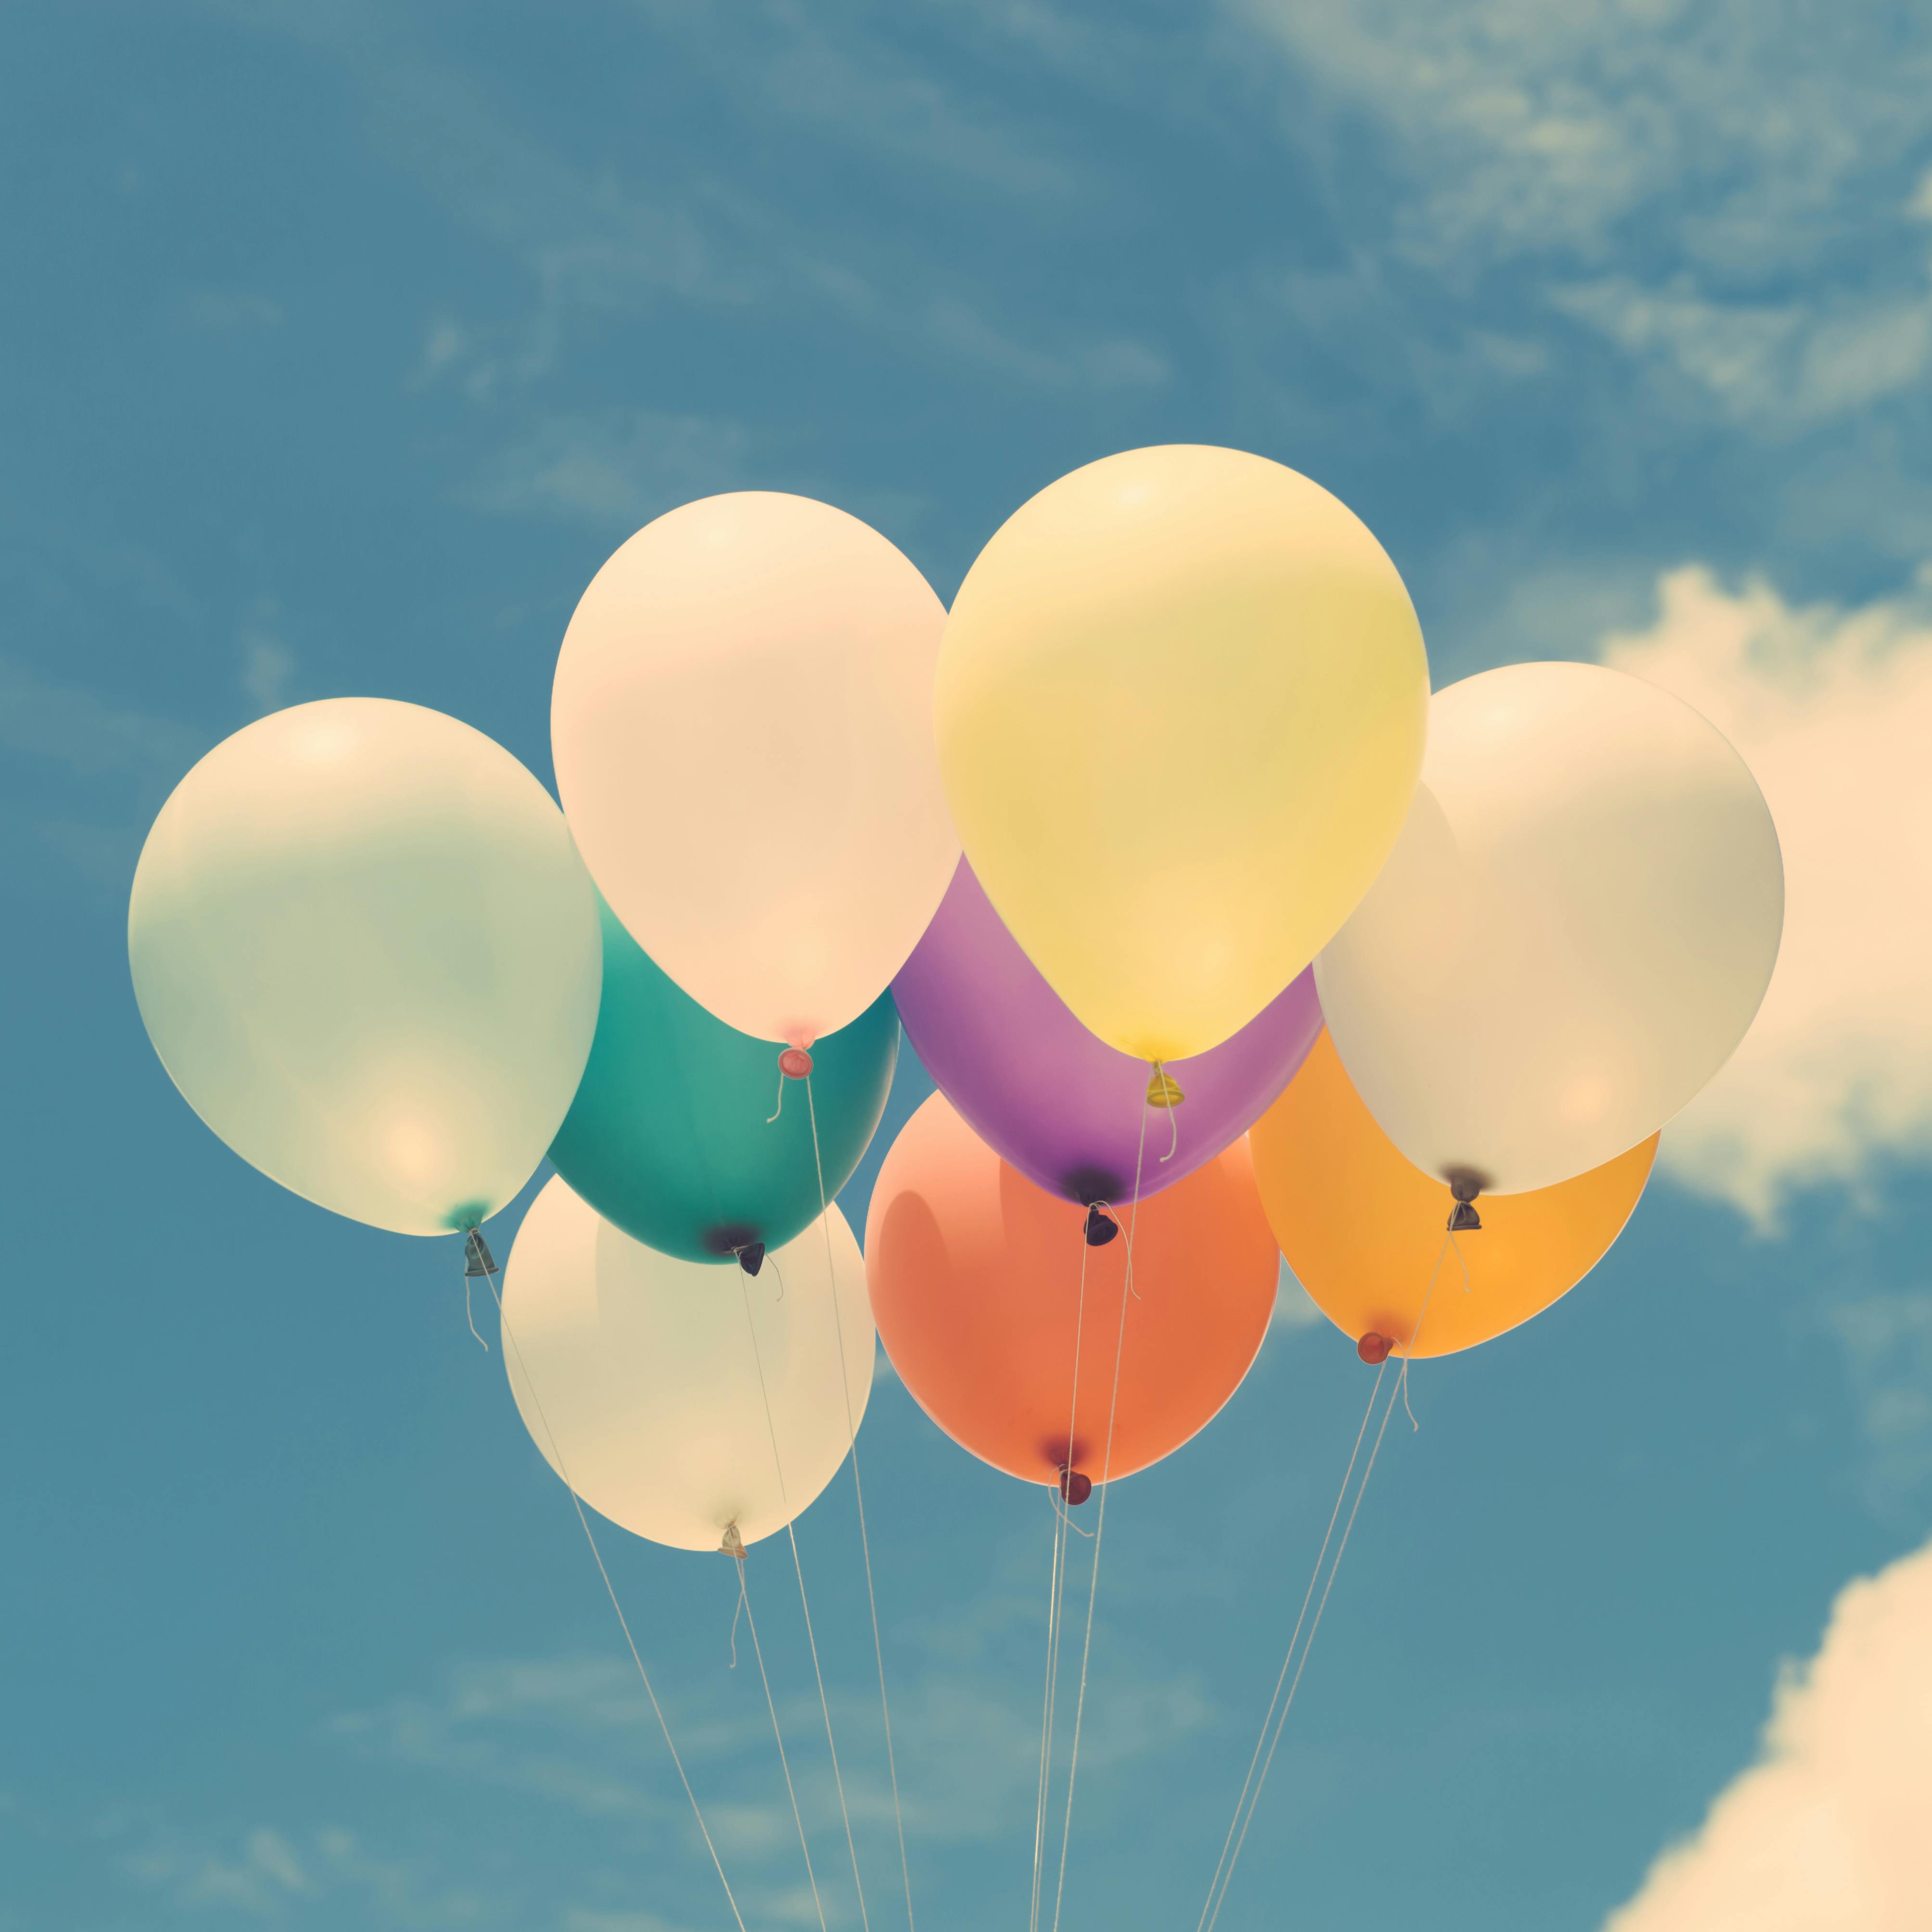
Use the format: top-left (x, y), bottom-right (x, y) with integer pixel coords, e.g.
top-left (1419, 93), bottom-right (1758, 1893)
top-left (129, 445), bottom-right (1783, 1546)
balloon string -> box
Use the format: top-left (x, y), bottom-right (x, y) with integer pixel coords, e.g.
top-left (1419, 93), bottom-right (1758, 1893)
top-left (735, 1549), bottom-right (830, 1932)
top-left (1193, 1358), bottom-right (1387, 1932)
top-left (1203, 1365), bottom-right (1404, 1932)
top-left (482, 1273), bottom-right (749, 1932)
top-left (1029, 1481), bottom-right (1070, 1932)
top-left (1030, 1218), bottom-right (1092, 1932)
top-left (464, 1271), bottom-right (488, 1351)
top-left (766, 1065), bottom-right (787, 1124)
top-left (1198, 1223), bottom-right (1453, 1931)
top-left (737, 1269), bottom-right (870, 1932)
top-left (1049, 1488), bottom-right (1094, 1538)
top-left (1048, 1093), bottom-right (1151, 1932)
top-left (1397, 1231), bottom-right (1466, 1433)
top-left (806, 1070), bottom-right (916, 1932)
top-left (728, 1573), bottom-right (745, 1670)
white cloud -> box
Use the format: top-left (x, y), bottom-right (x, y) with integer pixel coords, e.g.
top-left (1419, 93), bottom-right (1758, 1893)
top-left (1603, 1532), bottom-right (1932, 1932)
top-left (1599, 566), bottom-right (1932, 1224)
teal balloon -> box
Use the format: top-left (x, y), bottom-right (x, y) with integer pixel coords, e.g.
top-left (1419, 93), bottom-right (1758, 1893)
top-left (549, 897), bottom-right (899, 1265)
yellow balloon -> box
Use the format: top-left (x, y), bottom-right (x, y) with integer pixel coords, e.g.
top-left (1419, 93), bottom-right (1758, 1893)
top-left (936, 445), bottom-right (1430, 1062)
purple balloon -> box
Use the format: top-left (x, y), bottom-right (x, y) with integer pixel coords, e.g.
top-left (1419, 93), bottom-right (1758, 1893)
top-left (891, 861), bottom-right (1324, 1206)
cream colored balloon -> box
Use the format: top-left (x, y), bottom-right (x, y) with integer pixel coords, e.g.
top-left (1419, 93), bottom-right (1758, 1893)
top-left (501, 1177), bottom-right (874, 1551)
top-left (1316, 661), bottom-right (1783, 1194)
top-left (128, 699), bottom-right (602, 1236)
top-left (551, 492), bottom-right (958, 1045)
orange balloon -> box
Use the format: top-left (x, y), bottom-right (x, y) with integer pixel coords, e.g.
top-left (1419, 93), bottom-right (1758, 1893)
top-left (865, 1093), bottom-right (1278, 1488)
top-left (1251, 1032), bottom-right (1656, 1360)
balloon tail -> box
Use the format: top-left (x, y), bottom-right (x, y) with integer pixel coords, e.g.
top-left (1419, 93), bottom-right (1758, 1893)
top-left (1445, 1168), bottom-right (1486, 1233)
top-left (765, 1067), bottom-right (786, 1124)
top-left (461, 1226), bottom-right (497, 1352)
top-left (482, 1271), bottom-right (749, 1932)
top-left (804, 1071), bottom-right (916, 1932)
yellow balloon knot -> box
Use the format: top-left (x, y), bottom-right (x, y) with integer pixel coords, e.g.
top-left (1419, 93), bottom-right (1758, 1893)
top-left (1146, 1065), bottom-right (1185, 1109)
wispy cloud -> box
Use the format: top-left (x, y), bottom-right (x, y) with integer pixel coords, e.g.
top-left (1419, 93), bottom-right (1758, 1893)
top-left (125, 1821), bottom-right (485, 1926)
top-left (1235, 0), bottom-right (1932, 426)
top-left (1603, 1530), bottom-right (1932, 1932)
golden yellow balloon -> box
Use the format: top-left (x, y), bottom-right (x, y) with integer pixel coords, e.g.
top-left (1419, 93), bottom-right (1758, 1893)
top-left (1252, 1031), bottom-right (1658, 1360)
top-left (936, 445), bottom-right (1429, 1062)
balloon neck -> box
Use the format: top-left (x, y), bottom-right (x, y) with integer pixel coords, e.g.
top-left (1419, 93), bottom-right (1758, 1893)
top-left (735, 1242), bottom-right (767, 1277)
top-left (1058, 1468), bottom-right (1093, 1506)
top-left (1445, 1168), bottom-right (1487, 1233)
top-left (721, 1523), bottom-right (747, 1561)
top-left (1083, 1204), bottom-right (1119, 1247)
top-left (1145, 1063), bottom-right (1185, 1109)
top-left (778, 1045), bottom-right (814, 1080)
top-left (462, 1228), bottom-right (500, 1277)
top-left (1357, 1331), bottom-right (1393, 1364)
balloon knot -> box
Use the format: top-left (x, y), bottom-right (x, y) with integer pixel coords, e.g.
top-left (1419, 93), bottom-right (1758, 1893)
top-left (721, 1523), bottom-right (746, 1561)
top-left (1445, 1167), bottom-right (1487, 1233)
top-left (1058, 1468), bottom-right (1093, 1506)
top-left (462, 1228), bottom-right (499, 1277)
top-left (778, 1046), bottom-right (814, 1080)
top-left (1083, 1204), bottom-right (1119, 1247)
top-left (1145, 1064), bottom-right (1185, 1108)
top-left (1357, 1331), bottom-right (1393, 1365)
top-left (736, 1242), bottom-right (766, 1277)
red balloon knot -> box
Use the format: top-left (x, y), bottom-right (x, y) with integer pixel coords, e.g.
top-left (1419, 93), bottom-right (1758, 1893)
top-left (778, 1046), bottom-right (814, 1080)
top-left (1058, 1468), bottom-right (1093, 1506)
top-left (1357, 1332), bottom-right (1393, 1365)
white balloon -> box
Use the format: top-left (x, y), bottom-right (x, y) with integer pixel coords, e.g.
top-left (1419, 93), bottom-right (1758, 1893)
top-left (551, 491), bottom-right (959, 1044)
top-left (1315, 661), bottom-right (1783, 1194)
top-left (128, 699), bottom-right (602, 1237)
top-left (501, 1177), bottom-right (874, 1551)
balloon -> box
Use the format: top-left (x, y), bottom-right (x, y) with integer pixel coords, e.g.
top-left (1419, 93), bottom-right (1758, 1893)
top-left (1252, 1031), bottom-right (1656, 1360)
top-left (502, 1176), bottom-right (873, 1551)
top-left (864, 1094), bottom-right (1278, 1489)
top-left (549, 893), bottom-right (898, 1265)
top-left (1316, 661), bottom-right (1782, 1195)
top-left (552, 491), bottom-right (959, 1045)
top-left (128, 699), bottom-right (601, 1237)
top-left (892, 859), bottom-right (1323, 1205)
top-left (935, 445), bottom-right (1428, 1063)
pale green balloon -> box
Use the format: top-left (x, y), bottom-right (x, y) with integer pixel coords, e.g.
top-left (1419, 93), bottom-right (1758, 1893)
top-left (128, 699), bottom-right (602, 1237)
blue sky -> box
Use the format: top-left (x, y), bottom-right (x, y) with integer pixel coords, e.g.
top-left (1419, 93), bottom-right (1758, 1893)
top-left (5, 3), bottom-right (1932, 1928)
